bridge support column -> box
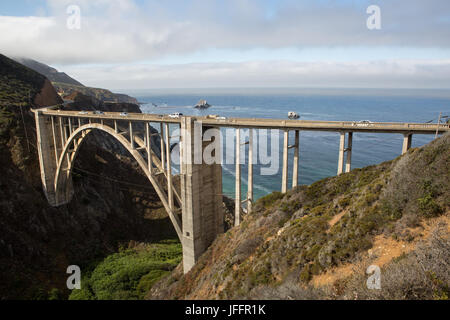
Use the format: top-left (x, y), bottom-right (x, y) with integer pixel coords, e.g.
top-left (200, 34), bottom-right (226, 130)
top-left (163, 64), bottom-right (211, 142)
top-left (146, 123), bottom-right (153, 174)
top-left (402, 133), bottom-right (412, 155)
top-left (247, 129), bottom-right (254, 214)
top-left (235, 128), bottom-right (241, 226)
top-left (51, 116), bottom-right (59, 166)
top-left (165, 123), bottom-right (174, 210)
top-left (129, 121), bottom-right (135, 149)
top-left (35, 111), bottom-right (59, 206)
top-left (345, 132), bottom-right (353, 173)
top-left (160, 123), bottom-right (165, 172)
top-left (292, 130), bottom-right (300, 188)
top-left (337, 132), bottom-right (346, 175)
top-left (180, 117), bottom-right (224, 273)
top-left (282, 130), bottom-right (289, 193)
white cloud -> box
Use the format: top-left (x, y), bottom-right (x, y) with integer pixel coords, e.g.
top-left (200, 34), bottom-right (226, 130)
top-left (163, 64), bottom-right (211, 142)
top-left (62, 59), bottom-right (450, 90)
top-left (1, 0), bottom-right (449, 90)
top-left (1, 0), bottom-right (450, 65)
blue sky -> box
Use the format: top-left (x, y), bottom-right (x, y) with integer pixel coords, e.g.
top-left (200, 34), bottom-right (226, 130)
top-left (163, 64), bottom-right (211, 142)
top-left (0, 0), bottom-right (46, 16)
top-left (1, 0), bottom-right (450, 89)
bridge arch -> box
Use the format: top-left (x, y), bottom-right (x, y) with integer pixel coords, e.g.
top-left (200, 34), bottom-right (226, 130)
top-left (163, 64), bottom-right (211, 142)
top-left (53, 122), bottom-right (182, 240)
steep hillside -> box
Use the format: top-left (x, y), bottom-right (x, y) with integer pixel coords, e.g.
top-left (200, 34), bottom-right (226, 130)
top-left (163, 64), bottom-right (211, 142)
top-left (13, 57), bottom-right (83, 86)
top-left (53, 82), bottom-right (138, 104)
top-left (12, 57), bottom-right (138, 104)
top-left (148, 134), bottom-right (449, 300)
top-left (0, 54), bottom-right (62, 107)
top-left (0, 55), bottom-right (174, 299)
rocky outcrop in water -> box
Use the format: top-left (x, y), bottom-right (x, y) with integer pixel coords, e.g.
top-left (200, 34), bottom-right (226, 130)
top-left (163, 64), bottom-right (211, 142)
top-left (194, 99), bottom-right (211, 109)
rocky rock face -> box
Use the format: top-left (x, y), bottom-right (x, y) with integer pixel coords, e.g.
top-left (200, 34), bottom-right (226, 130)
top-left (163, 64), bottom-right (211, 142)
top-left (33, 79), bottom-right (63, 107)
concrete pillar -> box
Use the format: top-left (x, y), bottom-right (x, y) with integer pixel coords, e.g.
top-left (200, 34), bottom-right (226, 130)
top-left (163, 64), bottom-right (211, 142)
top-left (247, 128), bottom-right (254, 214)
top-left (62, 118), bottom-right (70, 168)
top-left (129, 121), bottom-right (135, 149)
top-left (146, 123), bottom-right (152, 174)
top-left (114, 120), bottom-right (118, 133)
top-left (165, 123), bottom-right (174, 210)
top-left (68, 118), bottom-right (73, 136)
top-left (235, 128), bottom-right (241, 226)
top-left (337, 132), bottom-right (346, 175)
top-left (281, 130), bottom-right (289, 193)
top-left (345, 132), bottom-right (353, 173)
top-left (51, 116), bottom-right (58, 166)
top-left (292, 130), bottom-right (299, 188)
top-left (179, 124), bottom-right (183, 175)
top-left (402, 133), bottom-right (412, 155)
top-left (62, 118), bottom-right (68, 144)
top-left (180, 117), bottom-right (224, 273)
top-left (160, 123), bottom-right (165, 171)
top-left (34, 111), bottom-right (58, 205)
top-left (59, 117), bottom-right (65, 148)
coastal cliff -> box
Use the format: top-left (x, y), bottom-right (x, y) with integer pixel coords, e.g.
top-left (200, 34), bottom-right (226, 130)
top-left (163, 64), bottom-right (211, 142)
top-left (0, 54), bottom-right (175, 299)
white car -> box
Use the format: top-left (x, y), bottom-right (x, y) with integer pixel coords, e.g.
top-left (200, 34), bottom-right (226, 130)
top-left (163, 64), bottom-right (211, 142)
top-left (353, 120), bottom-right (373, 127)
top-left (206, 114), bottom-right (227, 120)
top-left (168, 112), bottom-right (183, 118)
top-left (78, 111), bottom-right (89, 115)
top-left (120, 112), bottom-right (128, 116)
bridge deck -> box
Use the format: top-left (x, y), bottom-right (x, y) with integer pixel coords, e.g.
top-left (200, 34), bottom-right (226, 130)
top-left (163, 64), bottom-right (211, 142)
top-left (38, 109), bottom-right (449, 134)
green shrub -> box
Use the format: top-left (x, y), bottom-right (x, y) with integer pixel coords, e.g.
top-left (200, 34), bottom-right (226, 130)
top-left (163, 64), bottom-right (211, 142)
top-left (69, 240), bottom-right (181, 300)
top-left (257, 192), bottom-right (284, 208)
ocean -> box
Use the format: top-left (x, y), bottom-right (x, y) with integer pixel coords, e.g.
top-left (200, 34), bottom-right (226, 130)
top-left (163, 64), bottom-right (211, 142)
top-left (127, 88), bottom-right (449, 201)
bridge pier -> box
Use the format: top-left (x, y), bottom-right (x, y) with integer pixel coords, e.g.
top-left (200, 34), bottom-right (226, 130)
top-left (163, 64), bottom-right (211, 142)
top-left (235, 128), bottom-right (242, 226)
top-left (345, 132), bottom-right (353, 173)
top-left (402, 133), bottom-right (412, 154)
top-left (35, 111), bottom-right (59, 205)
top-left (281, 130), bottom-right (301, 193)
top-left (165, 123), bottom-right (174, 210)
top-left (247, 129), bottom-right (254, 214)
top-left (292, 130), bottom-right (300, 188)
top-left (281, 130), bottom-right (289, 193)
top-left (180, 117), bottom-right (224, 273)
top-left (337, 132), bottom-right (353, 175)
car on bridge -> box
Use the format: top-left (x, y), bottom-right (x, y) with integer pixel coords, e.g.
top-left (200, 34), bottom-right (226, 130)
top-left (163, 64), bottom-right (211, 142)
top-left (94, 110), bottom-right (104, 115)
top-left (206, 114), bottom-right (227, 120)
top-left (120, 112), bottom-right (128, 116)
top-left (168, 112), bottom-right (183, 118)
top-left (353, 120), bottom-right (373, 127)
top-left (78, 111), bottom-right (89, 115)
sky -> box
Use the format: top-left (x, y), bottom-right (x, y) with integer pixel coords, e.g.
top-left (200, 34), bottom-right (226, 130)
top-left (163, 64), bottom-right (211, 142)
top-left (1, 0), bottom-right (450, 90)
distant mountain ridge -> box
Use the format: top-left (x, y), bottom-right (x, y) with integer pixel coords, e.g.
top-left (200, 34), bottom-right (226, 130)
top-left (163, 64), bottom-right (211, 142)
top-left (52, 82), bottom-right (139, 104)
top-left (13, 57), bottom-right (83, 86)
top-left (12, 57), bottom-right (138, 104)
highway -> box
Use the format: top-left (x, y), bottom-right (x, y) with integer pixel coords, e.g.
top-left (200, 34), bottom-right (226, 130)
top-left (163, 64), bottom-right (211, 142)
top-left (37, 109), bottom-right (450, 134)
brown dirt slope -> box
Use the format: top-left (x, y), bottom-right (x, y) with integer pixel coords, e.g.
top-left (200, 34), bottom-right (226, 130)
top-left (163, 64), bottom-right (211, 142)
top-left (147, 133), bottom-right (449, 300)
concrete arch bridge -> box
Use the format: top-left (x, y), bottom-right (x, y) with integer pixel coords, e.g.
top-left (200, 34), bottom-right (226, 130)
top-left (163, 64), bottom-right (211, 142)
top-left (33, 109), bottom-right (449, 272)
